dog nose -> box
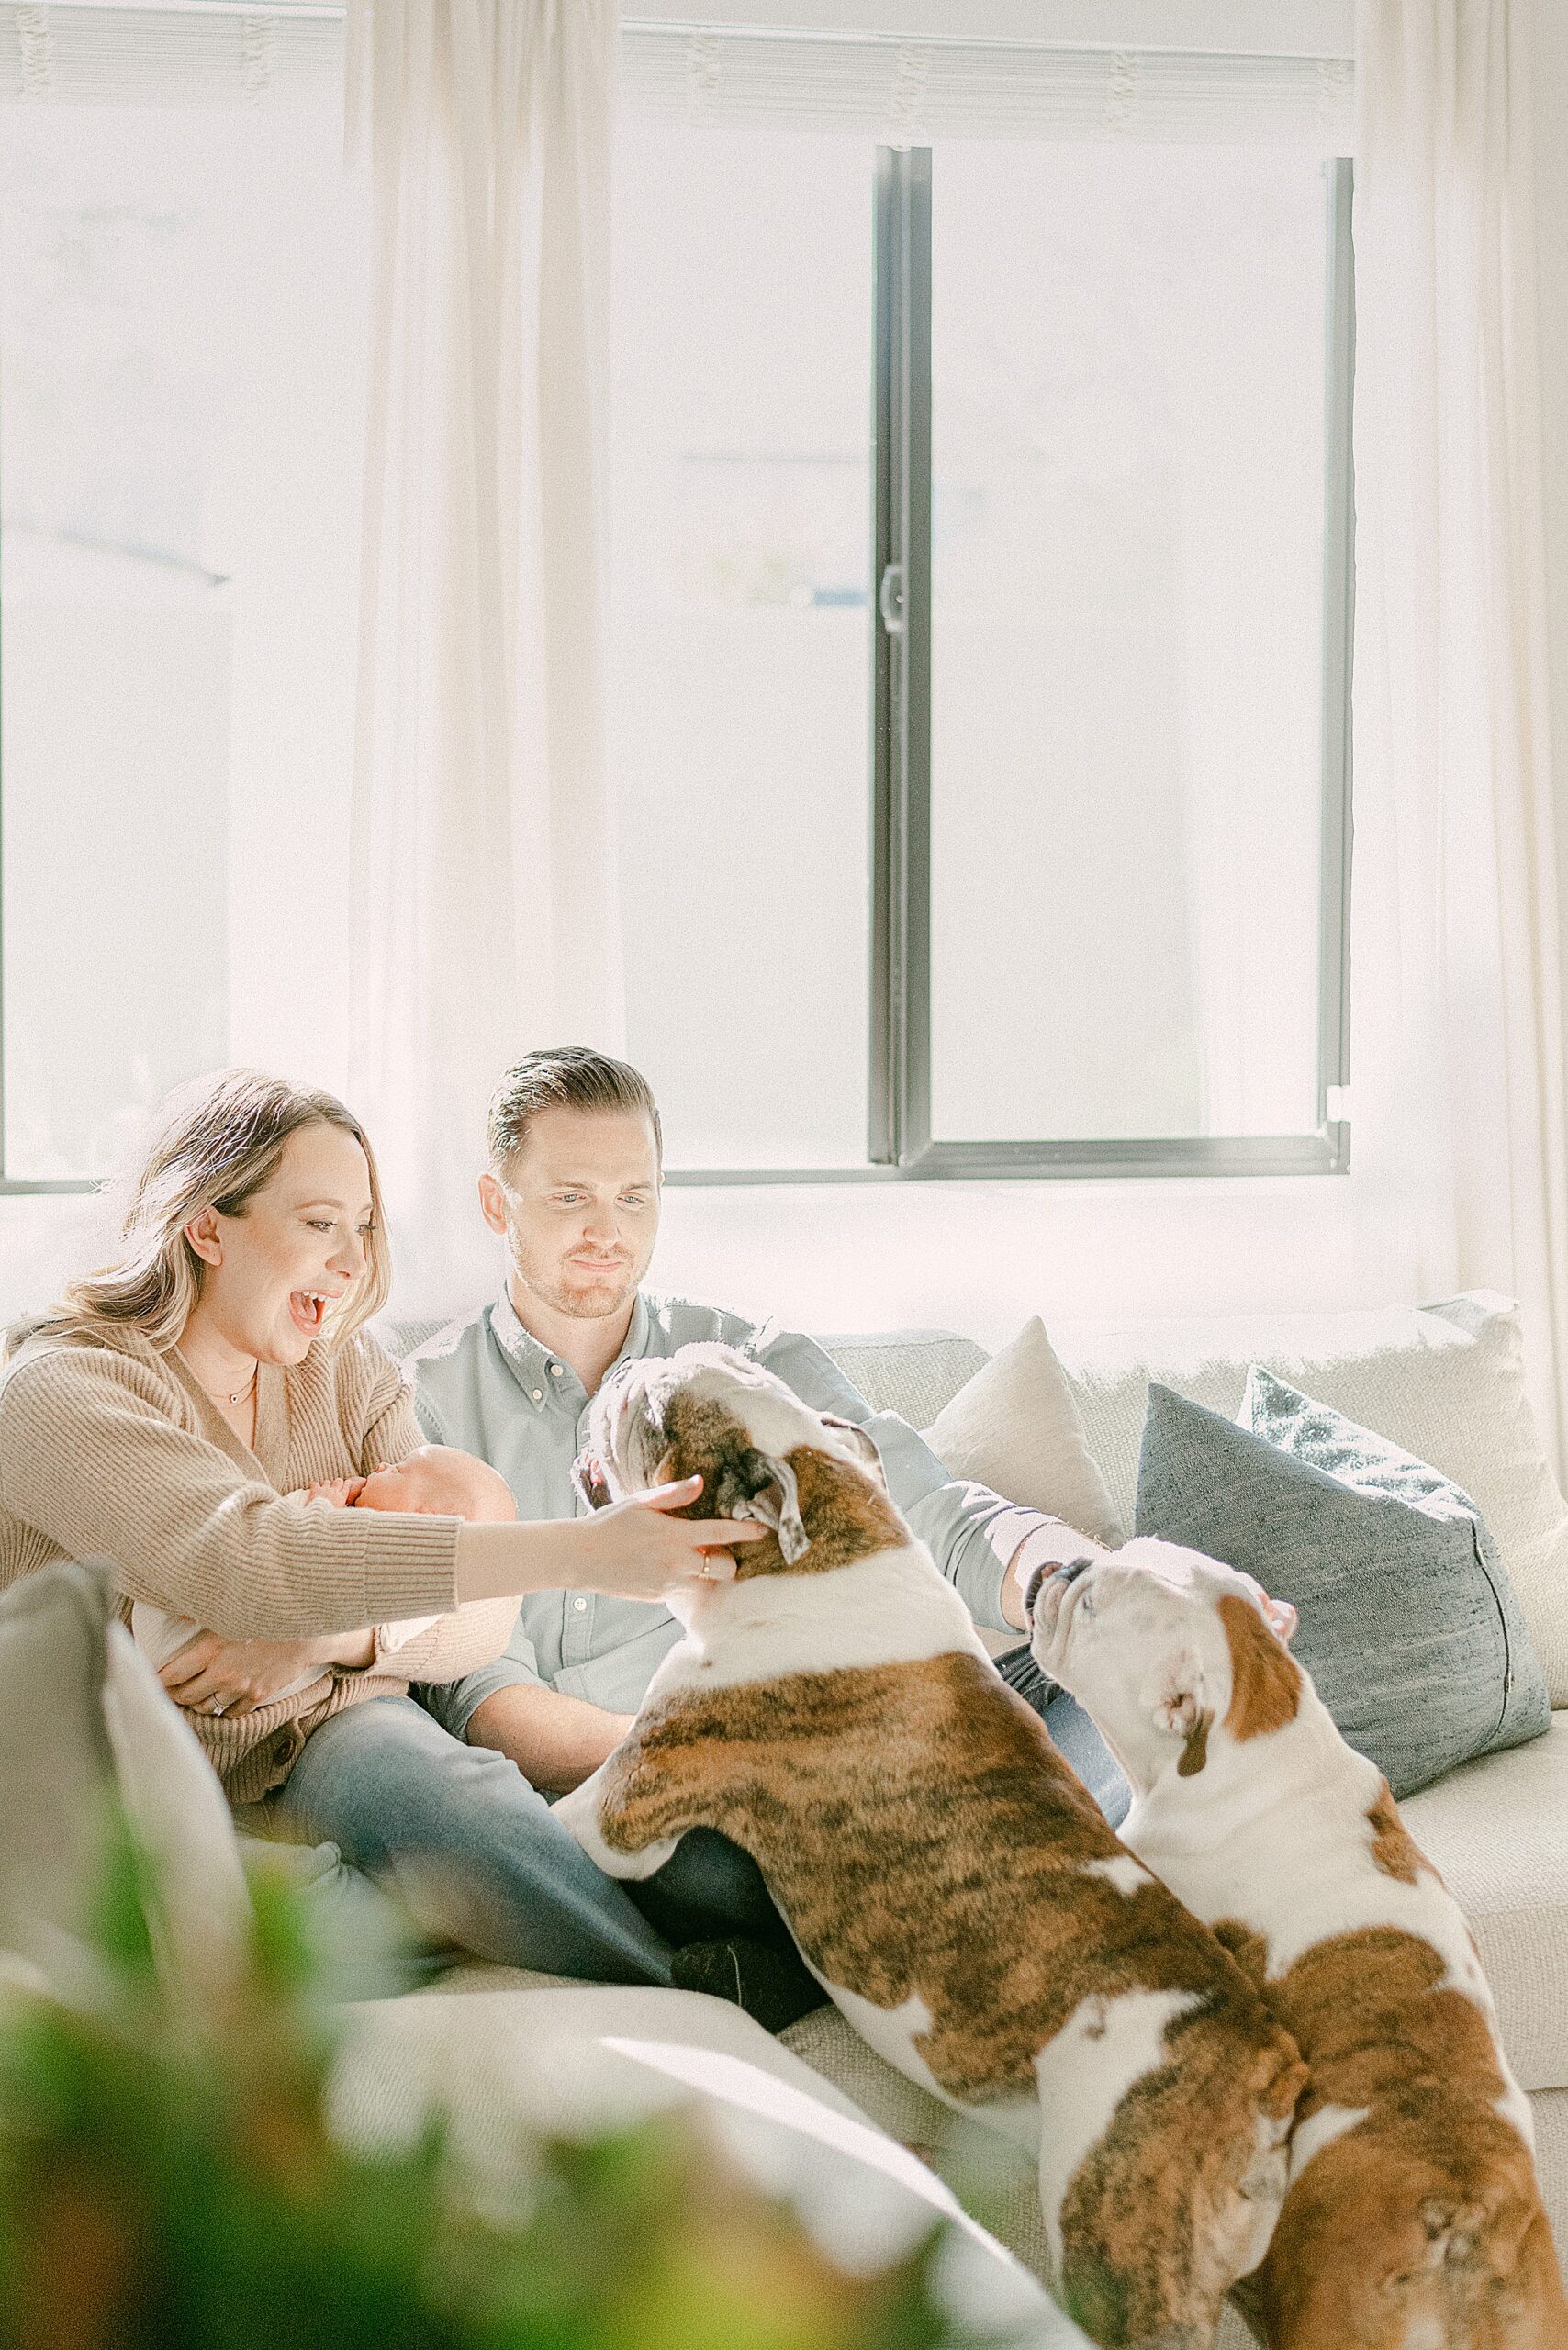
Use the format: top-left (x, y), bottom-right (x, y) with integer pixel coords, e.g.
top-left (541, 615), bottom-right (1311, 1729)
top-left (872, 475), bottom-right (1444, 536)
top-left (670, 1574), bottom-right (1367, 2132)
top-left (1056, 1555), bottom-right (1093, 1586)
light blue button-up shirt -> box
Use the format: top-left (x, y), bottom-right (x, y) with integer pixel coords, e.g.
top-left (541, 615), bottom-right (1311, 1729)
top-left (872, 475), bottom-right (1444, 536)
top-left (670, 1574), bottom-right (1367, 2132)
top-left (409, 1290), bottom-right (1035, 1736)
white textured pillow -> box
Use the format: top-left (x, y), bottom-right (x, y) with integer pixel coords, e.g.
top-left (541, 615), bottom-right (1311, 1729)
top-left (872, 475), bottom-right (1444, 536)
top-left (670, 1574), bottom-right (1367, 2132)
top-left (922, 1316), bottom-right (1122, 1547)
top-left (1053, 1291), bottom-right (1568, 1708)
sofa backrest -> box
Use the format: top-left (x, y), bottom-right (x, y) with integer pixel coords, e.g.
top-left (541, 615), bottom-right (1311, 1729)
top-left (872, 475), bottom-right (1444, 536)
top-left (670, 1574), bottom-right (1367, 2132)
top-left (376, 1319), bottom-right (990, 1434)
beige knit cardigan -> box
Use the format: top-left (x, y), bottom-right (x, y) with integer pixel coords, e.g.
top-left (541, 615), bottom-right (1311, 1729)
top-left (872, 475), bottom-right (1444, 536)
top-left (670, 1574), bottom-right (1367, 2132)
top-left (0, 1324), bottom-right (519, 1800)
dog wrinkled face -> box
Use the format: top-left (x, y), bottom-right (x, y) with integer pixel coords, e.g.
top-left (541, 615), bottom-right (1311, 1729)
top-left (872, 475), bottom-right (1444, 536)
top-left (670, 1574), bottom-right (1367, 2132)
top-left (574, 1342), bottom-right (895, 1576)
top-left (1027, 1537), bottom-right (1298, 1792)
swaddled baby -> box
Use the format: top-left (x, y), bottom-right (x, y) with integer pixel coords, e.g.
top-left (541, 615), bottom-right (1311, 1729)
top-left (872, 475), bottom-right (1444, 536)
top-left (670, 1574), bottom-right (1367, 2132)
top-left (133, 1444), bottom-right (516, 1699)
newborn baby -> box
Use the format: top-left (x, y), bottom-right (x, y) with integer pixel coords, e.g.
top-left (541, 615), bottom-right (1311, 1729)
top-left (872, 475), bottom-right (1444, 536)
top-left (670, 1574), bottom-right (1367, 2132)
top-left (133, 1444), bottom-right (517, 1703)
top-left (304, 1445), bottom-right (518, 1526)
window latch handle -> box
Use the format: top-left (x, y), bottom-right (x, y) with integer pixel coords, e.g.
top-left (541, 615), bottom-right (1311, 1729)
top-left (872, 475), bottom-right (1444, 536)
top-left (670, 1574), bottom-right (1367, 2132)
top-left (878, 561), bottom-right (906, 637)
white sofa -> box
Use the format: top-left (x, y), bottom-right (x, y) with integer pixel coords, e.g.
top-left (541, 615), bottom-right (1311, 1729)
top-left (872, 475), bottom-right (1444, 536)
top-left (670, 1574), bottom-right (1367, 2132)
top-left (382, 1294), bottom-right (1568, 2300)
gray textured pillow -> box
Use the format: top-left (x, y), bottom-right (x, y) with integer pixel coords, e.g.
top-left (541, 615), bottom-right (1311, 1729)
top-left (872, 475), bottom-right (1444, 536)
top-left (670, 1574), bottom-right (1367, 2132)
top-left (1136, 1374), bottom-right (1551, 1798)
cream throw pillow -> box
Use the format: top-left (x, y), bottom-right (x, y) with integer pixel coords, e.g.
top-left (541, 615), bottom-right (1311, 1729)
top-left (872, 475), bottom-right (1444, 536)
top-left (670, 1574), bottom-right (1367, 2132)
top-left (923, 1316), bottom-right (1122, 1547)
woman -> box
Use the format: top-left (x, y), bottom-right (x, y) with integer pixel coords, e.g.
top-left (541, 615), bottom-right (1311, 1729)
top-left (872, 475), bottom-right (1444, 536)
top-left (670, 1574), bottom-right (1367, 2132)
top-left (0, 1069), bottom-right (763, 1986)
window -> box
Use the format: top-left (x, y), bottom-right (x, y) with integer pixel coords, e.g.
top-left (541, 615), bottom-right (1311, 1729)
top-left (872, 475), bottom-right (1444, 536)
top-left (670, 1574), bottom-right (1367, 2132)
top-left (610, 123), bottom-right (874, 1171)
top-left (612, 118), bottom-right (1353, 1180)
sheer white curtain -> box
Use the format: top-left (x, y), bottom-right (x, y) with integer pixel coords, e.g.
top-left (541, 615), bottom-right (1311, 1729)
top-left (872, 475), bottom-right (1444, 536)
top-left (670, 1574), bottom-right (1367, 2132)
top-left (1350, 0), bottom-right (1568, 1468)
top-left (345, 0), bottom-right (621, 1312)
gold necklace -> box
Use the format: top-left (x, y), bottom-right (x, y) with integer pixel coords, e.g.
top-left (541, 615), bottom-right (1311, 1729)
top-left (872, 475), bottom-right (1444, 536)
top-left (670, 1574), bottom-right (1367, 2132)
top-left (208, 1365), bottom-right (259, 1407)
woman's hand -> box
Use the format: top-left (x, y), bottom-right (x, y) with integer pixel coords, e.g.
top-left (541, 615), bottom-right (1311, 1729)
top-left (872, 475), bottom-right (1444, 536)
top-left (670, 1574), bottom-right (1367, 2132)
top-left (156, 1626), bottom-right (375, 1718)
top-left (573, 1474), bottom-right (766, 1601)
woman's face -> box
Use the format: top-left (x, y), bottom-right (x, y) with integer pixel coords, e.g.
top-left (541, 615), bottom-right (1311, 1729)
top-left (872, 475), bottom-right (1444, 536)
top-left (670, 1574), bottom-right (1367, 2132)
top-left (187, 1123), bottom-right (375, 1366)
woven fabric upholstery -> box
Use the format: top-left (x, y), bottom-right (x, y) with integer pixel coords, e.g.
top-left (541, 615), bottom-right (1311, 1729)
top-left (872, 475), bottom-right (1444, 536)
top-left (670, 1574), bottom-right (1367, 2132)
top-left (820, 1331), bottom-right (990, 1429)
top-left (1524, 2087), bottom-right (1568, 2248)
top-left (376, 1317), bottom-right (448, 1364)
top-left (1401, 1717), bottom-right (1568, 2091)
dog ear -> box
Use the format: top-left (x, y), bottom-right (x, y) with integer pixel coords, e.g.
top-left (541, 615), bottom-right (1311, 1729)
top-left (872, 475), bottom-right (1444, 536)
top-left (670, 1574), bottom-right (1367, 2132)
top-left (1238, 1572), bottom-right (1298, 1645)
top-left (1258, 1593), bottom-right (1299, 1644)
top-left (1177, 1706), bottom-right (1214, 1776)
top-left (1144, 1652), bottom-right (1214, 1775)
top-left (714, 1446), bottom-right (811, 1563)
top-left (817, 1415), bottom-right (886, 1490)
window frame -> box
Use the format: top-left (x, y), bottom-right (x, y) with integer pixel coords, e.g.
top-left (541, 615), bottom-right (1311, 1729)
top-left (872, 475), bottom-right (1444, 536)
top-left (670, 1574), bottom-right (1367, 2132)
top-left (666, 146), bottom-right (1356, 1186)
top-left (0, 140), bottom-right (1354, 1195)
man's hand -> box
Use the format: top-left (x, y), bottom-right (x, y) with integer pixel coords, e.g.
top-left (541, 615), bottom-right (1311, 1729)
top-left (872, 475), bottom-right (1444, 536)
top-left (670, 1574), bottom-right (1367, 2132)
top-left (999, 1521), bottom-right (1108, 1631)
top-left (464, 1683), bottom-right (634, 1795)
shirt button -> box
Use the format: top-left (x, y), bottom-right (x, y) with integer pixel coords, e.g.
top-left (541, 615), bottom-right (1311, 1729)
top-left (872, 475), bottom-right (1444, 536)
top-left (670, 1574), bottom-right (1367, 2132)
top-left (550, 1363), bottom-right (564, 1378)
top-left (573, 1596), bottom-right (588, 1613)
top-left (532, 1389), bottom-right (543, 1402)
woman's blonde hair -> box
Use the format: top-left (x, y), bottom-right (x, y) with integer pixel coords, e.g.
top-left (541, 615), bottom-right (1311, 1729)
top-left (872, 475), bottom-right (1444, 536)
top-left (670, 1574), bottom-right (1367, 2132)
top-left (34, 1069), bottom-right (390, 1355)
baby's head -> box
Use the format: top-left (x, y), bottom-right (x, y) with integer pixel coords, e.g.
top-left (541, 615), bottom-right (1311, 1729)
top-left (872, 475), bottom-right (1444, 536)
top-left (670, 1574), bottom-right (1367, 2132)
top-left (353, 1445), bottom-right (517, 1523)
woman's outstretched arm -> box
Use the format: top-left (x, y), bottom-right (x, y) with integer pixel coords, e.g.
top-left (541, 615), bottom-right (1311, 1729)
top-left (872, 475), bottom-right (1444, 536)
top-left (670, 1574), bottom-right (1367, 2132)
top-left (454, 1475), bottom-right (754, 1605)
top-left (0, 1343), bottom-right (759, 1641)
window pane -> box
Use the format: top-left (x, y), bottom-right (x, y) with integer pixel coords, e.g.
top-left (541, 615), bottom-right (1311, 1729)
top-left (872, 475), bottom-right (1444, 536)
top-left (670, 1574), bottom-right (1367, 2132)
top-left (611, 125), bottom-right (872, 1169)
top-left (928, 145), bottom-right (1330, 1144)
top-left (0, 97), bottom-right (360, 1181)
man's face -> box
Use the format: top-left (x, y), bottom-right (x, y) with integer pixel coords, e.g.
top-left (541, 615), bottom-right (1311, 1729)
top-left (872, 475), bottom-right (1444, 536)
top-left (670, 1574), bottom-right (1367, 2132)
top-left (481, 1105), bottom-right (662, 1326)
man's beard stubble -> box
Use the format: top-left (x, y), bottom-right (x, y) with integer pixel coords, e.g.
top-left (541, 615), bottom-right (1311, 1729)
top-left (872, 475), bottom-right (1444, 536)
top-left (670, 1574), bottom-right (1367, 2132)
top-left (508, 1232), bottom-right (649, 1325)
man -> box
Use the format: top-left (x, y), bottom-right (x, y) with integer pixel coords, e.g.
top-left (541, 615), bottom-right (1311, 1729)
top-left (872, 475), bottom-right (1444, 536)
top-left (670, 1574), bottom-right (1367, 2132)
top-left (410, 1047), bottom-right (1122, 2019)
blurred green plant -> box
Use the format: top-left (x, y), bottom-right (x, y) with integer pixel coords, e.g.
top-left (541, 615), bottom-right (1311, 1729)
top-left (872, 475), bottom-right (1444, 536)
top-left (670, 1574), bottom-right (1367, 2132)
top-left (0, 1826), bottom-right (1014, 2350)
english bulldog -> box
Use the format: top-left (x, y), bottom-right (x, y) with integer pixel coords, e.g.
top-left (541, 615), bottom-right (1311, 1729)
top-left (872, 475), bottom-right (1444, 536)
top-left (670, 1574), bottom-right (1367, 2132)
top-left (1029, 1535), bottom-right (1568, 2350)
top-left (554, 1344), bottom-right (1307, 2350)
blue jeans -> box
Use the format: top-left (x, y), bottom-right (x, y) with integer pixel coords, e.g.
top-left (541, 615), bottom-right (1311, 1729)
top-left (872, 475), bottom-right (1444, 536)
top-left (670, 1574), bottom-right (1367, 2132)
top-left (993, 1646), bottom-right (1132, 1829)
top-left (264, 1696), bottom-right (678, 1986)
top-left (263, 1664), bottom-right (1126, 1986)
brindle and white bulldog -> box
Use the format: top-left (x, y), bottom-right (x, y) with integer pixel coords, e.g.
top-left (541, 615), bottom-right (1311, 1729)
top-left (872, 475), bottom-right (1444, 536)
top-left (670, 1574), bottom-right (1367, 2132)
top-left (1029, 1535), bottom-right (1568, 2350)
top-left (554, 1343), bottom-right (1306, 2350)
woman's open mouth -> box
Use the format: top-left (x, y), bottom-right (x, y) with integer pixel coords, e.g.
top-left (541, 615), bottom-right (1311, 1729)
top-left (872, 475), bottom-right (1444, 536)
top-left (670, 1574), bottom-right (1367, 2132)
top-left (289, 1289), bottom-right (330, 1336)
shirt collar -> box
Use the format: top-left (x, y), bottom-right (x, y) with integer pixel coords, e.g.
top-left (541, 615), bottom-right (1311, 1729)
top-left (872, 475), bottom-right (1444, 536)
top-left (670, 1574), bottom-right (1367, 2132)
top-left (490, 1288), bottom-right (655, 1404)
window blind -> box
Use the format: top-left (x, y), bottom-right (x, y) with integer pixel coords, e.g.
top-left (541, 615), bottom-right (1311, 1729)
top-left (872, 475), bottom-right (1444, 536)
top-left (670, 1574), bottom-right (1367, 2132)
top-left (620, 25), bottom-right (1353, 150)
top-left (0, 0), bottom-right (1354, 148)
top-left (0, 2), bottom-right (341, 106)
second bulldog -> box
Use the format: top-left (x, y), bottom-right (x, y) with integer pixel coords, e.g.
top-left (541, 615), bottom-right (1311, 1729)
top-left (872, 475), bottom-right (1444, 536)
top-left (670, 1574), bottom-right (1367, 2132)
top-left (1029, 1535), bottom-right (1567, 2349)
top-left (554, 1342), bottom-right (1305, 2350)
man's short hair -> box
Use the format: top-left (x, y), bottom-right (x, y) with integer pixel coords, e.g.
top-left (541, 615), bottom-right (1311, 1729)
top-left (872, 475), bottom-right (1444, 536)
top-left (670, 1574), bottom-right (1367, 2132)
top-left (487, 1048), bottom-right (663, 1174)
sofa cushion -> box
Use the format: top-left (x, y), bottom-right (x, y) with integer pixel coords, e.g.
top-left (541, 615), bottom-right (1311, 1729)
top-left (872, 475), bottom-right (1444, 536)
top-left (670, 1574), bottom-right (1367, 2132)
top-left (334, 1983), bottom-right (1078, 2333)
top-left (0, 1558), bottom-right (253, 2010)
top-left (1241, 1367), bottom-right (1550, 1750)
top-left (1399, 1715), bottom-right (1568, 2093)
top-left (921, 1317), bottom-right (1121, 1545)
top-left (1056, 1292), bottom-right (1568, 1707)
top-left (1137, 1382), bottom-right (1540, 1797)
